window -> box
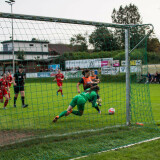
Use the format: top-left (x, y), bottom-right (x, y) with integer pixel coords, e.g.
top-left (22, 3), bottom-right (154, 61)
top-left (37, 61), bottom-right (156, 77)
top-left (44, 44), bottom-right (47, 47)
top-left (29, 44), bottom-right (34, 47)
top-left (3, 44), bottom-right (8, 51)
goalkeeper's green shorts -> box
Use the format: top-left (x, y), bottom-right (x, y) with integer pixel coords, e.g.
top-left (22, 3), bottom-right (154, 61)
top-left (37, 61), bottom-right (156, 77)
top-left (70, 95), bottom-right (86, 111)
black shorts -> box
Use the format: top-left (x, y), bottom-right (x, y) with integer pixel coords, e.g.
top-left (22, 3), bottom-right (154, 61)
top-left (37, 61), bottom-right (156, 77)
top-left (14, 85), bottom-right (24, 94)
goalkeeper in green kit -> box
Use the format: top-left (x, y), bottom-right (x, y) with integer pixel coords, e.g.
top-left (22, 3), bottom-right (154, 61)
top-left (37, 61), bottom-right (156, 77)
top-left (53, 85), bottom-right (100, 123)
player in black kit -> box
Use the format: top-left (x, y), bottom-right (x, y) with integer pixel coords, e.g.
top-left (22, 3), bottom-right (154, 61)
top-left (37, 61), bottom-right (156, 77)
top-left (13, 65), bottom-right (28, 108)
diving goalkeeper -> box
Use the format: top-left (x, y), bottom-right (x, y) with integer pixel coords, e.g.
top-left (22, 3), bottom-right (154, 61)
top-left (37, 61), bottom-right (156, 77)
top-left (53, 85), bottom-right (100, 123)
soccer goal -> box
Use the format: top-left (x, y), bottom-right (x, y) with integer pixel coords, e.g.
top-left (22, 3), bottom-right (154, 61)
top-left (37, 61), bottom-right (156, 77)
top-left (0, 12), bottom-right (159, 160)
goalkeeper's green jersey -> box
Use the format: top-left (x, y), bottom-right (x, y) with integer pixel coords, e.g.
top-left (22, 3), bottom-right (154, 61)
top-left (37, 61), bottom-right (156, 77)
top-left (80, 90), bottom-right (98, 108)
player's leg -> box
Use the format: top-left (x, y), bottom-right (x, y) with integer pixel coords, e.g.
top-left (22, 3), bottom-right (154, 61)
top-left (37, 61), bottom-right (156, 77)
top-left (20, 88), bottom-right (28, 108)
top-left (7, 87), bottom-right (11, 99)
top-left (3, 94), bottom-right (9, 109)
top-left (59, 85), bottom-right (63, 96)
top-left (57, 83), bottom-right (63, 96)
top-left (14, 86), bottom-right (19, 107)
top-left (56, 83), bottom-right (61, 95)
top-left (0, 93), bottom-right (4, 104)
top-left (71, 98), bottom-right (85, 116)
top-left (97, 94), bottom-right (102, 106)
top-left (53, 105), bottom-right (73, 123)
top-left (53, 95), bottom-right (78, 122)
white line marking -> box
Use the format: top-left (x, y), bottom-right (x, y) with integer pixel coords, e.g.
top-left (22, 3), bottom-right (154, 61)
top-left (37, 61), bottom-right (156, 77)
top-left (70, 137), bottom-right (160, 160)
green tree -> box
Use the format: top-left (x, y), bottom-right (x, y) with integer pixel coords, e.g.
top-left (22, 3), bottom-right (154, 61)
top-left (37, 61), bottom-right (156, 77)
top-left (70, 34), bottom-right (88, 52)
top-left (16, 50), bottom-right (25, 60)
top-left (111, 4), bottom-right (145, 49)
top-left (112, 4), bottom-right (142, 24)
top-left (89, 26), bottom-right (120, 51)
top-left (147, 38), bottom-right (160, 53)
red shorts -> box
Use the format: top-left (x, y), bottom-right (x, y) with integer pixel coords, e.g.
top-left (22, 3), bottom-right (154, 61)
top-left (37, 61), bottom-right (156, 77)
top-left (0, 89), bottom-right (8, 99)
top-left (57, 82), bottom-right (63, 87)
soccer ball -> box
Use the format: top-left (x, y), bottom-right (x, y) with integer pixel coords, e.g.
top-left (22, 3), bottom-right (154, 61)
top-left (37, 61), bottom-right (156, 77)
top-left (108, 108), bottom-right (115, 115)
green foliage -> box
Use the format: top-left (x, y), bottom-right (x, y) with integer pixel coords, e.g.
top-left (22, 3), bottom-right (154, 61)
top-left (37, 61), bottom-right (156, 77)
top-left (16, 50), bottom-right (25, 60)
top-left (147, 52), bottom-right (160, 64)
top-left (111, 4), bottom-right (145, 49)
top-left (89, 26), bottom-right (120, 51)
top-left (111, 4), bottom-right (142, 24)
top-left (70, 34), bottom-right (88, 52)
top-left (147, 38), bottom-right (160, 53)
top-left (57, 49), bottom-right (160, 66)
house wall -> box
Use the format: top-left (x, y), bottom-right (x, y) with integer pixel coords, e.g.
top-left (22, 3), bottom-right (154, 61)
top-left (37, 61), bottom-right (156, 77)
top-left (3, 42), bottom-right (48, 52)
top-left (0, 54), bottom-right (49, 60)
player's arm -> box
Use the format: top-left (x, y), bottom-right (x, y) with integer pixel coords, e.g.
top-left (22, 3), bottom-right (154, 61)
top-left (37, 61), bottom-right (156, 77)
top-left (77, 78), bottom-right (84, 93)
top-left (77, 83), bottom-right (81, 93)
top-left (53, 78), bottom-right (57, 81)
top-left (91, 80), bottom-right (98, 85)
top-left (53, 75), bottom-right (57, 81)
top-left (61, 74), bottom-right (64, 81)
top-left (10, 77), bottom-right (13, 84)
top-left (13, 75), bottom-right (17, 86)
top-left (95, 76), bottom-right (100, 83)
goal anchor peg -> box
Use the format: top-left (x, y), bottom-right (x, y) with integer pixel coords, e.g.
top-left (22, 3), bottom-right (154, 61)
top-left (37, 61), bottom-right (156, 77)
top-left (136, 122), bottom-right (144, 126)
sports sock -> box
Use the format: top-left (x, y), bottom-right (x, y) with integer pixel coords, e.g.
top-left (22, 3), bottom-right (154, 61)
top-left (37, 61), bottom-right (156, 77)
top-left (59, 110), bottom-right (68, 118)
top-left (21, 96), bottom-right (25, 105)
top-left (72, 110), bottom-right (83, 116)
top-left (4, 100), bottom-right (8, 107)
top-left (14, 97), bottom-right (17, 105)
top-left (60, 89), bottom-right (63, 95)
top-left (9, 93), bottom-right (10, 98)
top-left (95, 106), bottom-right (100, 112)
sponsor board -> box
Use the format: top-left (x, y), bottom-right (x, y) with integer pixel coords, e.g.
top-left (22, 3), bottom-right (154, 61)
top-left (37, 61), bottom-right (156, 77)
top-left (121, 60), bottom-right (142, 66)
top-left (101, 67), bottom-right (120, 75)
top-left (37, 72), bottom-right (51, 78)
top-left (120, 66), bottom-right (141, 73)
top-left (48, 64), bottom-right (60, 71)
top-left (65, 59), bottom-right (101, 69)
top-left (113, 60), bottom-right (120, 67)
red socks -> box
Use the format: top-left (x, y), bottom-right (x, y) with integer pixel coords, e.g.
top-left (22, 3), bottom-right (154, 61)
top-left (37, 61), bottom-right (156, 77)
top-left (57, 89), bottom-right (63, 95)
top-left (4, 100), bottom-right (8, 108)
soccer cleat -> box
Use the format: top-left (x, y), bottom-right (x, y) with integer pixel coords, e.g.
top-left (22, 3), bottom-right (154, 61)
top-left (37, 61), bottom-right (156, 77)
top-left (56, 91), bottom-right (58, 96)
top-left (53, 116), bottom-right (59, 123)
top-left (9, 97), bottom-right (11, 100)
top-left (22, 104), bottom-right (28, 108)
top-left (3, 107), bottom-right (7, 110)
top-left (62, 94), bottom-right (64, 97)
top-left (14, 104), bottom-right (16, 108)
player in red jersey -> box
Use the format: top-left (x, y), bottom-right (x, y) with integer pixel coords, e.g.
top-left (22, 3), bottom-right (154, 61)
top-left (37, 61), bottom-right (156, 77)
top-left (0, 73), bottom-right (8, 89)
top-left (6, 72), bottom-right (13, 99)
top-left (0, 80), bottom-right (9, 109)
top-left (53, 69), bottom-right (64, 97)
top-left (1, 73), bottom-right (10, 99)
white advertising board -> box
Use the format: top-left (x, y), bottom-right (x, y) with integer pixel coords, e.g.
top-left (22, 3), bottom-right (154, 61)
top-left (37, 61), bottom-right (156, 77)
top-left (65, 59), bottom-right (101, 69)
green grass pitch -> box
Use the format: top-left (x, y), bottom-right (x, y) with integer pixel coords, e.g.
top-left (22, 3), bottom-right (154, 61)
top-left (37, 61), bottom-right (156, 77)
top-left (0, 81), bottom-right (159, 160)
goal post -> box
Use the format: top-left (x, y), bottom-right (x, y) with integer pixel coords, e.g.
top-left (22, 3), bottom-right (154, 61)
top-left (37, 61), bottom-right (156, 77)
top-left (125, 28), bottom-right (131, 126)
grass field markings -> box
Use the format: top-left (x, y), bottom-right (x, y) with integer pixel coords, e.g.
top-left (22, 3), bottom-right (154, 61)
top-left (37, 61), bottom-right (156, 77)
top-left (0, 124), bottom-right (125, 147)
top-left (70, 136), bottom-right (160, 160)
